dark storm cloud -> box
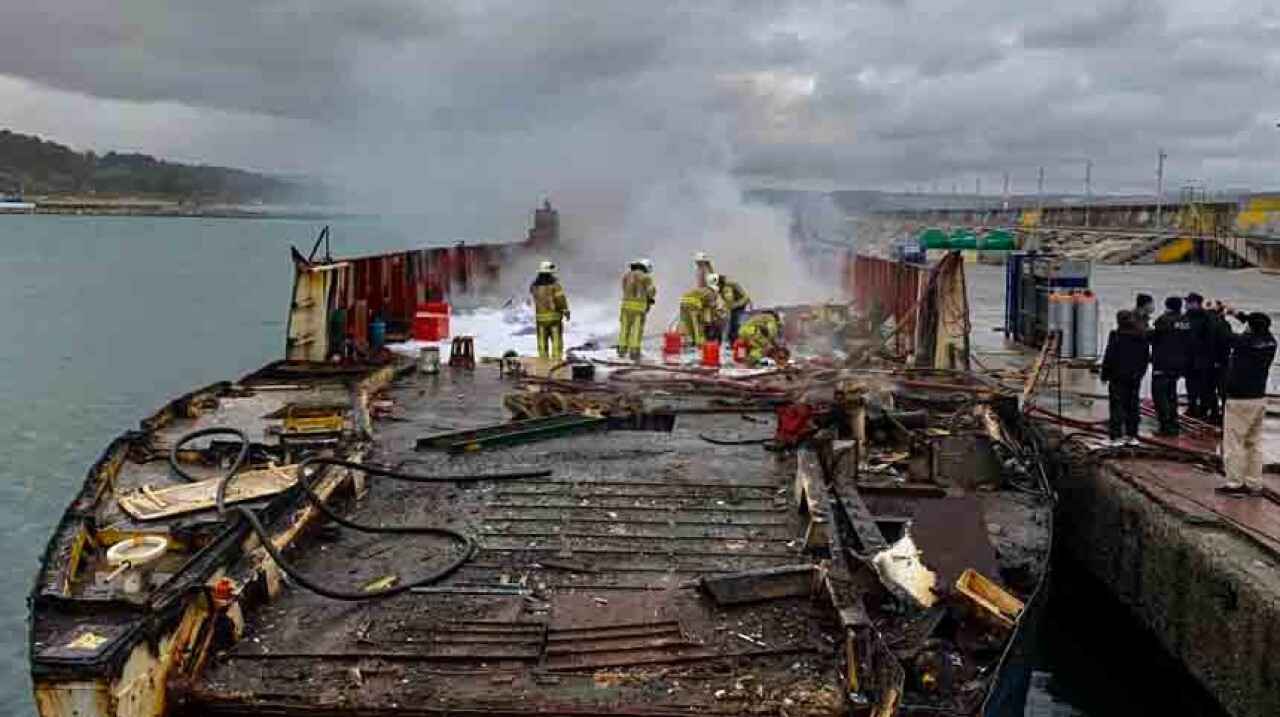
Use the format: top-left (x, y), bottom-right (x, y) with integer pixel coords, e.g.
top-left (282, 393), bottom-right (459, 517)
top-left (1, 0), bottom-right (1278, 195)
top-left (1021, 0), bottom-right (1160, 49)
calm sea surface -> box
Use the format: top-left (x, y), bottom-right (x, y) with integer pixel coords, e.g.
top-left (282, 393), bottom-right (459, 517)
top-left (2, 216), bottom-right (1257, 715)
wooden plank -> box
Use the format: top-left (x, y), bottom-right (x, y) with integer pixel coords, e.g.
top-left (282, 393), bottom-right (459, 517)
top-left (830, 475), bottom-right (889, 554)
top-left (699, 565), bottom-right (818, 605)
top-left (118, 465), bottom-right (298, 521)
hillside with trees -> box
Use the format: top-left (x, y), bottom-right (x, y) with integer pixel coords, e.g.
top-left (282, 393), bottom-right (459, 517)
top-left (0, 129), bottom-right (315, 203)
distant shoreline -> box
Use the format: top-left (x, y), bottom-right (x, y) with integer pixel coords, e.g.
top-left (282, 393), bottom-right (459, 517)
top-left (0, 198), bottom-right (350, 220)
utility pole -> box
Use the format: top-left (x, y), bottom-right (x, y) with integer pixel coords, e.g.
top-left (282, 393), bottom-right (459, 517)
top-left (975, 177), bottom-right (982, 195)
top-left (1002, 171), bottom-right (1011, 212)
top-left (1155, 148), bottom-right (1167, 229)
top-left (1037, 166), bottom-right (1045, 215)
top-left (1084, 159), bottom-right (1093, 227)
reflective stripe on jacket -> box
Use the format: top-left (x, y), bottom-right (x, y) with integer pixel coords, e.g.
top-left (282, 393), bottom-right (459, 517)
top-left (532, 282), bottom-right (568, 323)
top-left (740, 314), bottom-right (780, 345)
top-left (621, 270), bottom-right (655, 313)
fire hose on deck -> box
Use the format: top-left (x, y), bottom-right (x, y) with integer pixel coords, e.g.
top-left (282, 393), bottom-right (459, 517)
top-left (169, 427), bottom-right (548, 601)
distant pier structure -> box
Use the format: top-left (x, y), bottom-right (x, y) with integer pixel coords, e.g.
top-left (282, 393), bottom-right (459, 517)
top-left (873, 191), bottom-right (1280, 270)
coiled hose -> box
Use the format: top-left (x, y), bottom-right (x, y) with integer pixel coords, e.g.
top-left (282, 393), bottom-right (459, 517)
top-left (169, 427), bottom-right (548, 601)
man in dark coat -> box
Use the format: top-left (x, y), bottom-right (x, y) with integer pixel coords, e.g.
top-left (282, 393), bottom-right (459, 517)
top-left (1101, 310), bottom-right (1150, 445)
top-left (1207, 300), bottom-right (1234, 424)
top-left (1148, 296), bottom-right (1192, 437)
top-left (1182, 293), bottom-right (1217, 420)
top-left (1134, 293), bottom-right (1155, 330)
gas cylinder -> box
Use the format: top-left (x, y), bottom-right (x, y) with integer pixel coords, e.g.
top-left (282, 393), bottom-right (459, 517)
top-left (1074, 290), bottom-right (1099, 359)
top-left (1057, 292), bottom-right (1076, 359)
top-left (732, 338), bottom-right (750, 364)
top-left (1046, 292), bottom-right (1062, 348)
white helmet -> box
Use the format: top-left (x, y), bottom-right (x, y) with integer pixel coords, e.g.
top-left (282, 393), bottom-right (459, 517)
top-left (693, 251), bottom-right (710, 263)
top-left (639, 258), bottom-right (653, 272)
top-left (706, 273), bottom-right (721, 289)
top-left (538, 260), bottom-right (557, 274)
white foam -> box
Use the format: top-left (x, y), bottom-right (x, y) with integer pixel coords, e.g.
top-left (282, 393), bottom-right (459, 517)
top-left (388, 300), bottom-right (624, 361)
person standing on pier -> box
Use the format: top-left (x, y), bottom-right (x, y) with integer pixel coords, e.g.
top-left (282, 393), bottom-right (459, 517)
top-left (1183, 293), bottom-right (1217, 421)
top-left (1101, 310), bottom-right (1149, 446)
top-left (1217, 312), bottom-right (1276, 497)
top-left (1208, 301), bottom-right (1235, 424)
top-left (1149, 296), bottom-right (1192, 437)
top-left (618, 259), bottom-right (655, 360)
top-left (1135, 293), bottom-right (1155, 331)
top-left (530, 260), bottom-right (570, 360)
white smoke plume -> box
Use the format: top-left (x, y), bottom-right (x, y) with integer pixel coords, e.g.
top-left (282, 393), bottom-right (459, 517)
top-left (282, 2), bottom-right (838, 320)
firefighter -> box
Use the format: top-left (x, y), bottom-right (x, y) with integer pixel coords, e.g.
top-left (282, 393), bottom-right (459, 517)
top-left (678, 275), bottom-right (722, 347)
top-left (739, 310), bottom-right (784, 365)
top-left (618, 259), bottom-right (655, 360)
top-left (693, 251), bottom-right (715, 289)
top-left (530, 260), bottom-right (569, 359)
top-left (716, 274), bottom-right (752, 343)
top-left (702, 274), bottom-right (729, 342)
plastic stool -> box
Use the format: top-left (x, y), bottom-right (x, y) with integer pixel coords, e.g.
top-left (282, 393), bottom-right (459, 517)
top-left (449, 335), bottom-right (475, 370)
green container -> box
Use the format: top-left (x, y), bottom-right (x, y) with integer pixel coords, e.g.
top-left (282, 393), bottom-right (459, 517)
top-left (949, 230), bottom-right (978, 249)
top-left (976, 229), bottom-right (1015, 250)
top-left (919, 227), bottom-right (951, 249)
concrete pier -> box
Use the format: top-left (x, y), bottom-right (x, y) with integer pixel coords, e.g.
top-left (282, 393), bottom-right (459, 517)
top-left (1052, 446), bottom-right (1280, 717)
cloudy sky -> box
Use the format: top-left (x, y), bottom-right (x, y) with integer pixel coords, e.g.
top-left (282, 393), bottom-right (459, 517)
top-left (3, 0), bottom-right (1279, 205)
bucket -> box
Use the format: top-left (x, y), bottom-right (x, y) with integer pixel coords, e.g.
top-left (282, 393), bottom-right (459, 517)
top-left (701, 341), bottom-right (721, 367)
top-left (414, 302), bottom-right (451, 341)
top-left (571, 363), bottom-right (595, 382)
top-left (663, 331), bottom-right (683, 359)
top-left (732, 338), bottom-right (750, 364)
top-left (419, 345), bottom-right (440, 374)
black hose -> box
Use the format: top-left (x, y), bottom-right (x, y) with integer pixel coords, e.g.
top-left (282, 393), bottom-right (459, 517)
top-left (168, 428), bottom-right (545, 601)
top-left (167, 426), bottom-right (250, 483)
top-left (698, 431), bottom-right (769, 446)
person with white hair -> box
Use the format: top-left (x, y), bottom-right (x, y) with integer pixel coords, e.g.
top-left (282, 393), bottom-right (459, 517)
top-left (1217, 311), bottom-right (1277, 496)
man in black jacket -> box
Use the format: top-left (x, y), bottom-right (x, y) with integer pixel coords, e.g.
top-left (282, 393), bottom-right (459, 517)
top-left (1101, 310), bottom-right (1150, 445)
top-left (1134, 293), bottom-right (1155, 331)
top-left (1217, 312), bottom-right (1277, 496)
top-left (1207, 301), bottom-right (1234, 424)
top-left (1182, 293), bottom-right (1217, 420)
top-left (1149, 296), bottom-right (1192, 437)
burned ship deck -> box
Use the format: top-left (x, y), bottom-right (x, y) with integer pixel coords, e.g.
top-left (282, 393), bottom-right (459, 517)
top-left (193, 367), bottom-right (847, 715)
top-left (180, 363), bottom-right (1050, 716)
top-left (29, 358), bottom-right (1052, 717)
